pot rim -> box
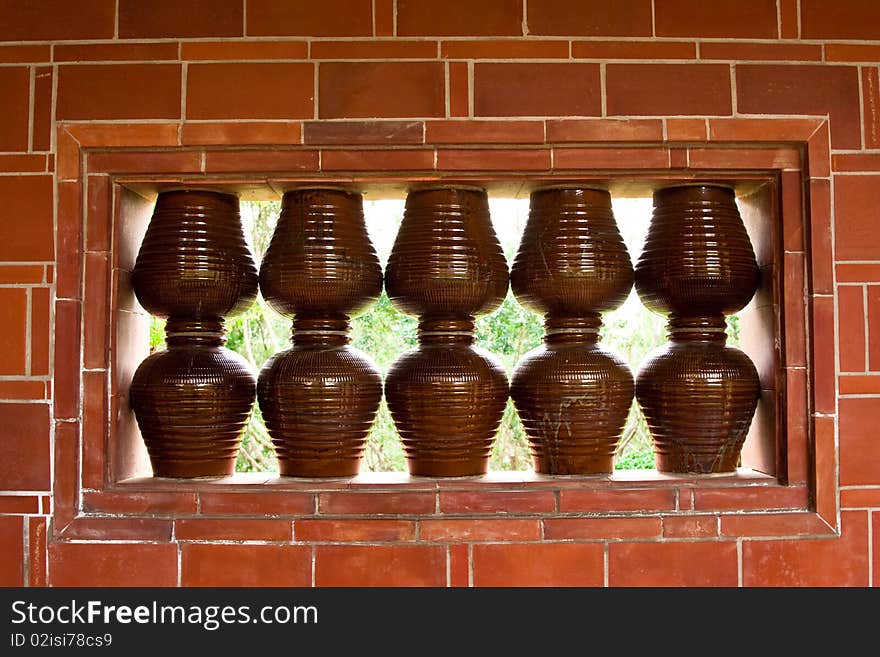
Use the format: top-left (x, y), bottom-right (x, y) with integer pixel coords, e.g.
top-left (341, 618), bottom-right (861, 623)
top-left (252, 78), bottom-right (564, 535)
top-left (654, 182), bottom-right (737, 193)
top-left (406, 182), bottom-right (488, 194)
top-left (531, 183), bottom-right (610, 194)
top-left (157, 187), bottom-right (241, 198)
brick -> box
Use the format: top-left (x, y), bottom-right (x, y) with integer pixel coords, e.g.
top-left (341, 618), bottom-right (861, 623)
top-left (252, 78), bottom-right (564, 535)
top-left (88, 151), bottom-right (202, 174)
top-left (709, 118), bottom-right (821, 144)
top-left (187, 63), bottom-right (314, 120)
top-left (832, 153), bottom-right (880, 173)
top-left (0, 176), bottom-right (53, 262)
top-left (559, 488), bottom-right (676, 512)
top-left (304, 121), bottom-right (423, 145)
top-left (840, 488), bottom-right (880, 508)
top-left (318, 491), bottom-right (435, 514)
top-left (182, 122), bottom-right (302, 146)
top-left (666, 118), bottom-right (707, 141)
top-left (863, 67), bottom-right (880, 150)
top-left (54, 300), bottom-right (81, 420)
top-left (870, 286), bottom-right (880, 371)
top-left (837, 263), bottom-right (880, 283)
top-left (182, 544), bottom-right (310, 586)
top-left (809, 179), bottom-right (833, 298)
top-left (442, 40), bottom-right (568, 59)
top-left (181, 40), bottom-right (308, 61)
top-left (839, 286), bottom-right (866, 372)
top-left (663, 515), bottom-right (719, 538)
top-left (692, 485), bottom-right (809, 511)
top-left (449, 61), bottom-right (469, 117)
top-left (83, 253), bottom-right (110, 369)
top-left (247, 0), bottom-right (373, 36)
top-left (474, 63), bottom-right (601, 117)
top-left (31, 287), bottom-right (52, 376)
top-left (814, 416), bottom-right (837, 525)
top-left (319, 62), bottom-right (444, 119)
top-left (736, 65), bottom-right (861, 150)
top-left (374, 0), bottom-right (394, 35)
top-left (840, 398), bottom-right (880, 486)
top-left (419, 519), bottom-right (541, 542)
top-left (56, 181), bottom-right (82, 300)
top-left (0, 68), bottom-right (29, 151)
top-left (54, 42), bottom-right (180, 62)
top-left (554, 147), bottom-right (670, 170)
top-left (784, 253), bottom-right (806, 368)
top-left (28, 517), bottom-right (46, 586)
top-left (528, 0), bottom-right (652, 36)
top-left (0, 0), bottom-right (115, 41)
top-left (312, 41), bottom-right (438, 60)
top-left (295, 519), bottom-right (416, 542)
top-left (688, 147), bottom-right (801, 170)
top-left (321, 149), bottom-right (433, 171)
top-left (119, 0), bottom-right (242, 38)
top-left (700, 42), bottom-right (822, 62)
top-left (720, 512), bottom-right (832, 537)
top-left (835, 176), bottom-right (880, 262)
top-left (448, 544), bottom-right (469, 587)
top-left (81, 370), bottom-right (106, 489)
top-left (473, 543), bottom-right (604, 587)
top-left (436, 148), bottom-right (551, 171)
top-left (58, 65), bottom-right (181, 120)
top-left (52, 421), bottom-right (78, 529)
top-left (0, 517), bottom-right (23, 585)
top-left (0, 265), bottom-right (42, 283)
top-left (60, 517), bottom-right (174, 541)
top-left (315, 545), bottom-right (445, 586)
top-left (86, 176), bottom-right (111, 252)
top-left (777, 0), bottom-right (798, 37)
top-left (609, 541), bottom-right (738, 587)
top-left (0, 155), bottom-right (46, 172)
top-left (0, 44), bottom-right (50, 62)
top-left (82, 491), bottom-right (198, 515)
top-left (0, 495), bottom-right (39, 513)
top-left (439, 490), bottom-right (555, 514)
top-left (0, 404), bottom-right (50, 490)
top-left (66, 124), bottom-right (180, 148)
top-left (548, 119), bottom-right (663, 142)
top-left (839, 376), bottom-right (880, 395)
top-left (50, 542), bottom-right (177, 586)
top-left (398, 0), bottom-right (521, 36)
top-left (824, 44), bottom-right (880, 62)
top-left (743, 510), bottom-right (869, 586)
top-left (198, 491), bottom-right (316, 515)
top-left (56, 129), bottom-right (80, 181)
top-left (655, 0), bottom-right (777, 38)
top-left (176, 518), bottom-right (292, 541)
top-left (0, 289), bottom-right (26, 375)
top-left (425, 120), bottom-right (545, 144)
top-left (802, 0), bottom-right (880, 39)
top-left (0, 381), bottom-right (44, 400)
top-left (606, 64), bottom-right (732, 116)
top-left (544, 516), bottom-right (662, 540)
top-left (807, 122), bottom-right (830, 178)
top-left (573, 40), bottom-right (695, 60)
top-left (205, 150), bottom-right (319, 173)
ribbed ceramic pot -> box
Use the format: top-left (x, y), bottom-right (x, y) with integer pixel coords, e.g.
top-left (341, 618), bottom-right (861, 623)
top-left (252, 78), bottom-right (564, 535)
top-left (384, 186), bottom-right (510, 477)
top-left (257, 188), bottom-right (383, 477)
top-left (129, 190), bottom-right (259, 478)
top-left (510, 187), bottom-right (634, 475)
top-left (636, 318), bottom-right (760, 474)
top-left (634, 184), bottom-right (761, 474)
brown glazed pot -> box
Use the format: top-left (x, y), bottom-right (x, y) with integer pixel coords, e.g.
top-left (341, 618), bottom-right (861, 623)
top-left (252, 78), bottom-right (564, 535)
top-left (257, 188), bottom-right (383, 477)
top-left (510, 187), bottom-right (634, 475)
top-left (384, 186), bottom-right (509, 477)
top-left (634, 185), bottom-right (761, 474)
top-left (129, 190), bottom-right (259, 478)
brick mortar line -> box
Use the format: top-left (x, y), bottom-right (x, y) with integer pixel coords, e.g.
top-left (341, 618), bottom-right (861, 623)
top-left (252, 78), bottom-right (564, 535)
top-left (27, 66), bottom-right (35, 151)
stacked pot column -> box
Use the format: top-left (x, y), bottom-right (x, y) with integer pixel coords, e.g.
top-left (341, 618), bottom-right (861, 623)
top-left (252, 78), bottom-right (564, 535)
top-left (510, 187), bottom-right (635, 475)
top-left (129, 190), bottom-right (258, 478)
top-left (384, 187), bottom-right (509, 477)
top-left (257, 188), bottom-right (383, 477)
top-left (635, 184), bottom-right (761, 474)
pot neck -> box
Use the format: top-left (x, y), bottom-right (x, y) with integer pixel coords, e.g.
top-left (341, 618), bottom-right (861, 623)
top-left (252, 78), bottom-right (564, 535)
top-left (292, 316), bottom-right (351, 346)
top-left (667, 314), bottom-right (728, 343)
top-left (418, 318), bottom-right (475, 345)
top-left (544, 315), bottom-right (601, 344)
top-left (165, 317), bottom-right (226, 348)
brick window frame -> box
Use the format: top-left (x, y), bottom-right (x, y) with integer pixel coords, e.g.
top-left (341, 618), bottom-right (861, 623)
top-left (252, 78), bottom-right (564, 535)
top-left (52, 117), bottom-right (836, 547)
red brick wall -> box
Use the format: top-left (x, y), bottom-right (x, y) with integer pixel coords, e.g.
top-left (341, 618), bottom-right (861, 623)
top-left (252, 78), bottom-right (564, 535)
top-left (1, 0), bottom-right (878, 587)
